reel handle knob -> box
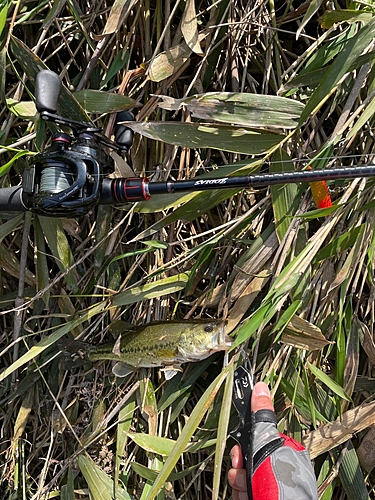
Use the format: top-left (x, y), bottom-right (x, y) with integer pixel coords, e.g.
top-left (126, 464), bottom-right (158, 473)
top-left (35, 70), bottom-right (62, 114)
top-left (115, 111), bottom-right (135, 150)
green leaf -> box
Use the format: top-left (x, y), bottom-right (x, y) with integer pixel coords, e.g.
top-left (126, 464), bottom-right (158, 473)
top-left (0, 0), bottom-right (10, 36)
top-left (124, 121), bottom-right (284, 155)
top-left (115, 394), bottom-right (136, 490)
top-left (335, 305), bottom-right (348, 390)
top-left (271, 300), bottom-right (302, 342)
top-left (131, 462), bottom-right (159, 482)
top-left (78, 454), bottom-right (134, 500)
top-left (37, 216), bottom-right (77, 290)
top-left (42, 0), bottom-right (68, 30)
top-left (302, 364), bottom-right (318, 429)
top-left (111, 273), bottom-right (190, 306)
top-left (270, 149), bottom-right (300, 241)
top-left (33, 216), bottom-right (50, 305)
top-left (60, 466), bottom-right (75, 500)
top-left (347, 83), bottom-right (375, 140)
top-left (158, 357), bottom-right (217, 411)
top-left (0, 214), bottom-right (23, 241)
top-left (14, 0), bottom-right (50, 25)
top-left (108, 241), bottom-right (168, 264)
top-left (231, 302), bottom-right (277, 349)
top-left (284, 49), bottom-right (375, 93)
top-left (131, 461), bottom-right (199, 483)
top-left (0, 302), bottom-right (106, 383)
top-left (126, 432), bottom-right (176, 456)
top-left (157, 93), bottom-right (304, 129)
top-left (65, 0), bottom-right (95, 50)
top-left (306, 361), bottom-right (351, 401)
top-left (6, 98), bottom-right (37, 119)
top-left (109, 247), bottom-right (156, 263)
top-left (0, 150), bottom-right (33, 177)
top-left (317, 455), bottom-right (334, 500)
top-left (10, 36), bottom-right (90, 122)
top-left (296, 0), bottom-right (325, 37)
top-left (142, 240), bottom-right (169, 249)
top-left (269, 270), bottom-right (303, 299)
top-left (280, 377), bottom-right (328, 422)
top-left (212, 363), bottom-right (234, 500)
top-left (336, 442), bottom-right (370, 500)
top-left (74, 89), bottom-right (137, 113)
top-left (298, 205), bottom-right (338, 220)
top-left (320, 9), bottom-right (374, 29)
top-left (101, 50), bottom-right (130, 88)
top-left (282, 27), bottom-right (356, 93)
top-left (299, 18), bottom-right (375, 123)
top-left (146, 362), bottom-right (232, 500)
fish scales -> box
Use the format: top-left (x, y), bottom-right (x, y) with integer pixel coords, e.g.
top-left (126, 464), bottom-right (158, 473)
top-left (88, 320), bottom-right (232, 377)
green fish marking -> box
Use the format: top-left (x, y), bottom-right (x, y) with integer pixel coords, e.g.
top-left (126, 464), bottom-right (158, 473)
top-left (87, 319), bottom-right (232, 379)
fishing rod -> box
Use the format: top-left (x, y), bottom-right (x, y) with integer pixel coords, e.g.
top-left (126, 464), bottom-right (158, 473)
top-left (2, 69), bottom-right (375, 216)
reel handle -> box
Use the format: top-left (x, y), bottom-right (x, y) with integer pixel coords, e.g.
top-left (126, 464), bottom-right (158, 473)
top-left (35, 70), bottom-right (62, 114)
top-left (115, 111), bottom-right (135, 150)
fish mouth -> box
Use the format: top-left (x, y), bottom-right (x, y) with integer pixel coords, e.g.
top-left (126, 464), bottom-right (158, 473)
top-left (212, 322), bottom-right (233, 349)
top-left (211, 332), bottom-right (233, 351)
top-left (224, 334), bottom-right (234, 348)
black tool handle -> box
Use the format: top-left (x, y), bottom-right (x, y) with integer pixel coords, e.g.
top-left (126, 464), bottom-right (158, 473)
top-left (230, 366), bottom-right (254, 499)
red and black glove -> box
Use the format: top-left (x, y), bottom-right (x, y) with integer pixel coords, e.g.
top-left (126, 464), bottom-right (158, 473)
top-left (250, 408), bottom-right (318, 500)
top-left (229, 382), bottom-right (318, 500)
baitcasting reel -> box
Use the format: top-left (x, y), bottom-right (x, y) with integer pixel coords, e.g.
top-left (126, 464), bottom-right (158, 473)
top-left (3, 70), bottom-right (375, 216)
top-left (22, 70), bottom-right (135, 216)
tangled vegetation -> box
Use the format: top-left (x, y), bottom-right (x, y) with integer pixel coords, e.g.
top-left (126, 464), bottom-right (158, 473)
top-left (1, 0), bottom-right (375, 498)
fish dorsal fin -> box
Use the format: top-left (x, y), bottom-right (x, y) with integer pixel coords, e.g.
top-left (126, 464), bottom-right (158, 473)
top-left (112, 362), bottom-right (135, 378)
top-left (109, 320), bottom-right (136, 338)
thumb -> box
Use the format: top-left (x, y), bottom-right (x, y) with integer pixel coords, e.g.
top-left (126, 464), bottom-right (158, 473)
top-left (251, 382), bottom-right (274, 413)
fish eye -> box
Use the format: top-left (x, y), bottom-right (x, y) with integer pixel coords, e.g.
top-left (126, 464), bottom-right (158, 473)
top-left (204, 325), bottom-right (213, 333)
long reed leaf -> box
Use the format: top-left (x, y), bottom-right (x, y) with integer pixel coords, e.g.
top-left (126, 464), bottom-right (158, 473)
top-left (146, 362), bottom-right (232, 500)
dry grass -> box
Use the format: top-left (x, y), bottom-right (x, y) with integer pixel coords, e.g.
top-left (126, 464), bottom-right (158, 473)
top-left (1, 0), bottom-right (375, 499)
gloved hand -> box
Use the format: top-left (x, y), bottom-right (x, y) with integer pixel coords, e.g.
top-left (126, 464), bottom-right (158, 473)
top-left (228, 382), bottom-right (318, 500)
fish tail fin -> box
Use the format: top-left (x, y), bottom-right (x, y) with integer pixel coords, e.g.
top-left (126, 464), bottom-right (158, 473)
top-left (57, 337), bottom-right (90, 354)
top-left (57, 337), bottom-right (91, 369)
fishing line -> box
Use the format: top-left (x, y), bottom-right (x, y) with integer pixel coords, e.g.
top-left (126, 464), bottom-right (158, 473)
top-left (114, 153), bottom-right (375, 178)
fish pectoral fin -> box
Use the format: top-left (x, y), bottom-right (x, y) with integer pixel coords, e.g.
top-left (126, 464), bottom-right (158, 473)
top-left (160, 365), bottom-right (183, 380)
top-left (112, 362), bottom-right (135, 378)
top-left (112, 334), bottom-right (122, 357)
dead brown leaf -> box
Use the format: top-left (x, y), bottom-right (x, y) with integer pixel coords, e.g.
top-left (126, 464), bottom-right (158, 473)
top-left (281, 315), bottom-right (333, 351)
top-left (303, 401), bottom-right (375, 459)
top-left (181, 0), bottom-right (204, 55)
top-left (101, 0), bottom-right (139, 37)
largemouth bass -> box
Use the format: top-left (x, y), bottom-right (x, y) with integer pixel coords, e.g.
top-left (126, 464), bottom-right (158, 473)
top-left (88, 319), bottom-right (232, 379)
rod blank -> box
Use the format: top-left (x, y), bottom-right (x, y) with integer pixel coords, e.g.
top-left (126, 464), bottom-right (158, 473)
top-left (2, 164), bottom-right (375, 212)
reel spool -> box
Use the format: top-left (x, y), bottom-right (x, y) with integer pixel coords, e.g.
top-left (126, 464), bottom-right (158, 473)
top-left (23, 71), bottom-right (135, 216)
